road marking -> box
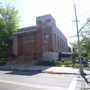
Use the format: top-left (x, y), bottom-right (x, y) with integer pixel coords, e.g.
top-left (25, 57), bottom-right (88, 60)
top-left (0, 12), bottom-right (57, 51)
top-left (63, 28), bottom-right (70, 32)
top-left (68, 76), bottom-right (78, 90)
top-left (0, 79), bottom-right (66, 90)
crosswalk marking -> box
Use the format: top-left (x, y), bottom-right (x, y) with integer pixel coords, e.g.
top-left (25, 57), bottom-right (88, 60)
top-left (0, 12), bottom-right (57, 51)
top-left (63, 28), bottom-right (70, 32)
top-left (68, 76), bottom-right (78, 90)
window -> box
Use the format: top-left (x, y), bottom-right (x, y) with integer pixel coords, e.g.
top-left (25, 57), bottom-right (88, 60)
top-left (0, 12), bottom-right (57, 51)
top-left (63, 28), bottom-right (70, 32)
top-left (62, 40), bottom-right (63, 52)
top-left (63, 41), bottom-right (65, 52)
top-left (24, 34), bottom-right (34, 43)
top-left (44, 43), bottom-right (47, 51)
top-left (44, 38), bottom-right (47, 43)
top-left (54, 33), bottom-right (56, 49)
top-left (42, 22), bottom-right (46, 28)
top-left (57, 36), bottom-right (59, 50)
top-left (60, 39), bottom-right (62, 51)
top-left (31, 35), bottom-right (34, 42)
top-left (43, 28), bottom-right (47, 33)
top-left (59, 38), bottom-right (61, 51)
top-left (43, 26), bottom-right (48, 52)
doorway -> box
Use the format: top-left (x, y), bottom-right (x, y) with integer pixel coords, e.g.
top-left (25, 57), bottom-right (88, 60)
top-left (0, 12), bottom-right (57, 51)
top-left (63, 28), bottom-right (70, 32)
top-left (23, 47), bottom-right (34, 55)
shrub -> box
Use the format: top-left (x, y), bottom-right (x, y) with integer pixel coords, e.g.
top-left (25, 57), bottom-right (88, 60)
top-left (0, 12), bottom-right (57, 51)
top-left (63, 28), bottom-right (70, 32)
top-left (82, 60), bottom-right (88, 67)
top-left (63, 61), bottom-right (72, 67)
top-left (61, 59), bottom-right (65, 63)
top-left (36, 60), bottom-right (89, 67)
top-left (53, 61), bottom-right (62, 66)
top-left (36, 60), bottom-right (62, 66)
top-left (9, 53), bottom-right (16, 57)
top-left (33, 52), bottom-right (41, 56)
top-left (0, 60), bottom-right (7, 66)
top-left (74, 63), bottom-right (80, 67)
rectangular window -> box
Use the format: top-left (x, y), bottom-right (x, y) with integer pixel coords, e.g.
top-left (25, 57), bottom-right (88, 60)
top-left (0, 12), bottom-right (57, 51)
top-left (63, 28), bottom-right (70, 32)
top-left (43, 28), bottom-right (47, 39)
top-left (44, 43), bottom-right (47, 52)
top-left (43, 28), bottom-right (47, 33)
top-left (42, 22), bottom-right (46, 28)
top-left (59, 38), bottom-right (60, 51)
top-left (54, 33), bottom-right (56, 49)
top-left (24, 34), bottom-right (34, 43)
top-left (57, 36), bottom-right (59, 50)
top-left (62, 40), bottom-right (63, 52)
top-left (31, 35), bottom-right (34, 42)
top-left (63, 41), bottom-right (65, 52)
top-left (61, 39), bottom-right (62, 51)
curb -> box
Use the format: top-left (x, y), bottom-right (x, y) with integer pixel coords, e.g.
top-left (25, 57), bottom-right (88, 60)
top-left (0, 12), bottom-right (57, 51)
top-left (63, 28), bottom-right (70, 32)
top-left (0, 68), bottom-right (90, 75)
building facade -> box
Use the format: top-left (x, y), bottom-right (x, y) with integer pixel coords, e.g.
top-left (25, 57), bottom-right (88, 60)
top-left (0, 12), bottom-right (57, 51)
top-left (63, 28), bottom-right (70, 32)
top-left (9, 14), bottom-right (69, 60)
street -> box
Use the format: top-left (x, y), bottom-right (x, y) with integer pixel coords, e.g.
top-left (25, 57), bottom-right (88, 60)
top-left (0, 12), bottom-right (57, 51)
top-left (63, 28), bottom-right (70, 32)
top-left (0, 70), bottom-right (75, 90)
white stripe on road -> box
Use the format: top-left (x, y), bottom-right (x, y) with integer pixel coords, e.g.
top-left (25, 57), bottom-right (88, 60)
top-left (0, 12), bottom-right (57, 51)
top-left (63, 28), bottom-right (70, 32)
top-left (68, 76), bottom-right (78, 90)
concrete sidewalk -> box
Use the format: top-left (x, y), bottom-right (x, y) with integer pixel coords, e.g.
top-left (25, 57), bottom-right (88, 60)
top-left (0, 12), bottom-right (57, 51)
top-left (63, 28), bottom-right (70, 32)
top-left (0, 65), bottom-right (90, 75)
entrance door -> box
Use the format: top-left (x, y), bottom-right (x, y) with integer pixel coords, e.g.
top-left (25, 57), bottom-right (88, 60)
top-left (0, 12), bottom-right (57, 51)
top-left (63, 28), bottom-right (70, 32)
top-left (23, 47), bottom-right (34, 55)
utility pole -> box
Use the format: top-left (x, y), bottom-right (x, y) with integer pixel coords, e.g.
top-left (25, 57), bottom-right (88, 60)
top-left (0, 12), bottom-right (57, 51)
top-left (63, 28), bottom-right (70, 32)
top-left (73, 0), bottom-right (84, 74)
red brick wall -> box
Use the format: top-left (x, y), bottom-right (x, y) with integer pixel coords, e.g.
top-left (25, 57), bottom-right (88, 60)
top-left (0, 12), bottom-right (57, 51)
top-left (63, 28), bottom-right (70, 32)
top-left (46, 19), bottom-right (53, 51)
top-left (16, 20), bottom-right (44, 56)
top-left (36, 21), bottom-right (43, 54)
top-left (51, 21), bottom-right (68, 52)
top-left (17, 34), bottom-right (36, 56)
top-left (11, 14), bottom-right (69, 56)
top-left (35, 17), bottom-right (68, 53)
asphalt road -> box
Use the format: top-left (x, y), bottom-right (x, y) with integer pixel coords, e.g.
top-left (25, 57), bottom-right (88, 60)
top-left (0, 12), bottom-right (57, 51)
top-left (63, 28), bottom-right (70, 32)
top-left (0, 70), bottom-right (75, 90)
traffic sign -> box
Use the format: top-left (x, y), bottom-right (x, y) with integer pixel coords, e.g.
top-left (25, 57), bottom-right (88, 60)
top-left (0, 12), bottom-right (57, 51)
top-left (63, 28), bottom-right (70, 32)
top-left (69, 35), bottom-right (77, 38)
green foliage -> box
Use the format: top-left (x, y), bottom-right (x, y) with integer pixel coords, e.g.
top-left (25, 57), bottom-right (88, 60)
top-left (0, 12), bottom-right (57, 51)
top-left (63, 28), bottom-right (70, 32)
top-left (0, 60), bottom-right (7, 66)
top-left (80, 17), bottom-right (90, 59)
top-left (53, 61), bottom-right (62, 66)
top-left (82, 60), bottom-right (88, 67)
top-left (69, 41), bottom-right (78, 49)
top-left (69, 41), bottom-right (78, 64)
top-left (63, 61), bottom-right (73, 67)
top-left (33, 52), bottom-right (41, 56)
top-left (9, 53), bottom-right (16, 57)
top-left (37, 60), bottom-right (62, 66)
top-left (36, 60), bottom-right (88, 67)
top-left (0, 3), bottom-right (20, 33)
top-left (0, 3), bottom-right (20, 57)
top-left (74, 63), bottom-right (80, 67)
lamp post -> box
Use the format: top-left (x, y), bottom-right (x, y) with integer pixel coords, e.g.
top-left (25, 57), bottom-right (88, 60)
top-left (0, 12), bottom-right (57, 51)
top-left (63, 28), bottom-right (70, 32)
top-left (73, 0), bottom-right (83, 74)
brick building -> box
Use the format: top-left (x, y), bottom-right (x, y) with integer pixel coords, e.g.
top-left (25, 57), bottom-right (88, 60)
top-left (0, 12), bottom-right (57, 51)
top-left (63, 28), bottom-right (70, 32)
top-left (9, 14), bottom-right (69, 60)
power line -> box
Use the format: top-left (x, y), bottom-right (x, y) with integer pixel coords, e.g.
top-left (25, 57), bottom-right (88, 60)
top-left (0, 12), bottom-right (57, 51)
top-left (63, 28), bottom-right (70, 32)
top-left (79, 14), bottom-right (90, 22)
top-left (78, 10), bottom-right (90, 18)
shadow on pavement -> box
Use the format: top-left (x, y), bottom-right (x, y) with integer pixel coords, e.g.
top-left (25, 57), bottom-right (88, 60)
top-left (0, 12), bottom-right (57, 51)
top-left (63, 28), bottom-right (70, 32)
top-left (84, 68), bottom-right (90, 71)
top-left (4, 70), bottom-right (42, 76)
top-left (81, 74), bottom-right (90, 84)
top-left (2, 66), bottom-right (52, 76)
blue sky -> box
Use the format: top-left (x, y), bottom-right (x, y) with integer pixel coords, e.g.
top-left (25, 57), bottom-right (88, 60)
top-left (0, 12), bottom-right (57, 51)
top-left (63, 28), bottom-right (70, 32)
top-left (1, 0), bottom-right (90, 45)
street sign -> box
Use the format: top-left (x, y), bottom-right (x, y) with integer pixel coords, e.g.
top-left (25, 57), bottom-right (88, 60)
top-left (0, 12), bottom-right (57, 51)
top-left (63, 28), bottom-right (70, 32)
top-left (69, 35), bottom-right (77, 38)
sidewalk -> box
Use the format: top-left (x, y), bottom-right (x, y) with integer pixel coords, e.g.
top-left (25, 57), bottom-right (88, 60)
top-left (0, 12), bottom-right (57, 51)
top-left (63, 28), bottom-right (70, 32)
top-left (0, 65), bottom-right (90, 75)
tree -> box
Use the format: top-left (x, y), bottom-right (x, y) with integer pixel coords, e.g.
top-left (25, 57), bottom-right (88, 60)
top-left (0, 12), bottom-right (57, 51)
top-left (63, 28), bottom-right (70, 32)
top-left (69, 41), bottom-right (78, 63)
top-left (80, 17), bottom-right (90, 59)
top-left (0, 3), bottom-right (20, 57)
top-left (70, 41), bottom-right (78, 49)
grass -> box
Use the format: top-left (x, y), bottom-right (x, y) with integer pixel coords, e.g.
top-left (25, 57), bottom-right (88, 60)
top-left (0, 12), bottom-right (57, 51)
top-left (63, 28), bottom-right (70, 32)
top-left (83, 82), bottom-right (86, 89)
top-left (42, 70), bottom-right (53, 73)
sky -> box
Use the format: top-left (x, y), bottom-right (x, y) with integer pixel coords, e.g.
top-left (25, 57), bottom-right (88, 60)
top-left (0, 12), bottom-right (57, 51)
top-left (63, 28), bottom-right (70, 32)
top-left (0, 0), bottom-right (90, 46)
